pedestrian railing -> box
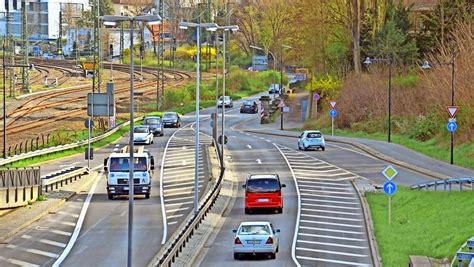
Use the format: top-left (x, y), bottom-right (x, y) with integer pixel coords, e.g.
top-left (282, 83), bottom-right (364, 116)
top-left (411, 178), bottom-right (474, 191)
top-left (41, 166), bottom-right (89, 193)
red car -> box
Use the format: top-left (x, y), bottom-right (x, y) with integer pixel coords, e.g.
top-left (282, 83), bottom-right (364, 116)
top-left (243, 174), bottom-right (285, 214)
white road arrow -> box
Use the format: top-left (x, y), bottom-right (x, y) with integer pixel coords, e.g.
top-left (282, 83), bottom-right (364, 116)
top-left (256, 159), bottom-right (262, 164)
top-left (246, 145), bottom-right (252, 149)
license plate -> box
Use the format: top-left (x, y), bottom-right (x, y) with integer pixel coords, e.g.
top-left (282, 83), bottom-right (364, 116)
top-left (258, 198), bottom-right (269, 202)
top-left (124, 187), bottom-right (129, 191)
top-left (247, 240), bottom-right (260, 244)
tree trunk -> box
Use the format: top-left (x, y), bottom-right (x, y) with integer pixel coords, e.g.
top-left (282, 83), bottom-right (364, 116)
top-left (352, 0), bottom-right (361, 75)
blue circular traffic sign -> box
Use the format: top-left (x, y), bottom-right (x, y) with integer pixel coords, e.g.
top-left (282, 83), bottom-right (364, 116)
top-left (447, 121), bottom-right (457, 133)
top-left (383, 181), bottom-right (397, 196)
top-left (329, 109), bottom-right (337, 118)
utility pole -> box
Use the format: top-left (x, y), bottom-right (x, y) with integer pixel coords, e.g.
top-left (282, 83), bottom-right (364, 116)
top-left (57, 11), bottom-right (62, 57)
top-left (21, 0), bottom-right (29, 93)
top-left (97, 0), bottom-right (102, 92)
top-left (120, 17), bottom-right (124, 64)
top-left (6, 1), bottom-right (15, 97)
top-left (157, 0), bottom-right (164, 109)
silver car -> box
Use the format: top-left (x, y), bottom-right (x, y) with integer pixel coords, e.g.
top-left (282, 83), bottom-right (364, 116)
top-left (233, 221), bottom-right (280, 260)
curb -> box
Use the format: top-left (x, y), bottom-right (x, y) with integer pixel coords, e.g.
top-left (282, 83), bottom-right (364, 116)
top-left (242, 129), bottom-right (449, 180)
top-left (0, 171), bottom-right (99, 244)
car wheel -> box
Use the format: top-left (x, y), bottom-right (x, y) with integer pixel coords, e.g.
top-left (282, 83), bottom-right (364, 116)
top-left (233, 253), bottom-right (240, 260)
top-left (303, 145), bottom-right (308, 151)
top-left (245, 208), bottom-right (251, 214)
top-left (298, 143), bottom-right (301, 150)
top-left (145, 193), bottom-right (150, 199)
top-left (108, 194), bottom-right (113, 200)
top-left (277, 207), bottom-right (283, 214)
top-left (270, 253), bottom-right (276, 259)
top-left (160, 132), bottom-right (164, 137)
top-left (276, 246), bottom-right (279, 253)
top-left (322, 146), bottom-right (326, 151)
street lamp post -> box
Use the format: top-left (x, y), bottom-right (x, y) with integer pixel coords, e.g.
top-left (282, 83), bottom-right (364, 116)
top-left (250, 45), bottom-right (277, 99)
top-left (100, 14), bottom-right (161, 267)
top-left (364, 56), bottom-right (393, 143)
top-left (280, 44), bottom-right (292, 130)
top-left (421, 58), bottom-right (456, 164)
top-left (178, 22), bottom-right (218, 214)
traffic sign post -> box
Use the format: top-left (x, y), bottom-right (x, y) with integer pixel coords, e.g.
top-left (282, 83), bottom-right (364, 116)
top-left (445, 106), bottom-right (460, 165)
top-left (329, 109), bottom-right (337, 136)
top-left (85, 118), bottom-right (94, 169)
top-left (381, 165), bottom-right (398, 225)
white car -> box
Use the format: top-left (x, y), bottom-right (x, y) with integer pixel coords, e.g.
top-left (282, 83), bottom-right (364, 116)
top-left (218, 96), bottom-right (233, 108)
top-left (233, 221), bottom-right (280, 260)
top-left (298, 130), bottom-right (325, 151)
top-left (133, 126), bottom-right (154, 145)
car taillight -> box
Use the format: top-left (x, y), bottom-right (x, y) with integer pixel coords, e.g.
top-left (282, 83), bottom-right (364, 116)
top-left (266, 237), bottom-right (274, 244)
top-left (235, 237), bottom-right (242, 245)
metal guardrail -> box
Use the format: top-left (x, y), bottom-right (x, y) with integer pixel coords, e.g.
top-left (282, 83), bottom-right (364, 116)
top-left (411, 177), bottom-right (474, 191)
top-left (154, 139), bottom-right (224, 266)
top-left (0, 118), bottom-right (138, 167)
top-left (453, 237), bottom-right (474, 266)
top-left (41, 166), bottom-right (89, 192)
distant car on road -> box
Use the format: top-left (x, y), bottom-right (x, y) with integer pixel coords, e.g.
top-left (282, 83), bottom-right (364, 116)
top-left (240, 100), bottom-right (258, 114)
top-left (298, 130), bottom-right (326, 151)
top-left (243, 174), bottom-right (285, 214)
top-left (233, 221), bottom-right (280, 260)
top-left (268, 84), bottom-right (281, 94)
top-left (218, 96), bottom-right (233, 108)
top-left (143, 116), bottom-right (164, 136)
top-left (133, 126), bottom-right (154, 145)
top-left (162, 112), bottom-right (181, 128)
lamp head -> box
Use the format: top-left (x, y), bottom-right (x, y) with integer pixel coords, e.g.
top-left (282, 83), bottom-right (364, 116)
top-left (421, 60), bottom-right (431, 69)
top-left (363, 57), bottom-right (372, 65)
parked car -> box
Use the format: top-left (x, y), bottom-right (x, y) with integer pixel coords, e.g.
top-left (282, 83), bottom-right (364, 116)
top-left (240, 100), bottom-right (258, 114)
top-left (268, 84), bottom-right (281, 94)
top-left (243, 174), bottom-right (286, 214)
top-left (133, 126), bottom-right (154, 145)
top-left (298, 130), bottom-right (326, 151)
top-left (143, 116), bottom-right (164, 136)
top-left (233, 221), bottom-right (280, 260)
top-left (162, 112), bottom-right (181, 128)
top-left (218, 96), bottom-right (233, 108)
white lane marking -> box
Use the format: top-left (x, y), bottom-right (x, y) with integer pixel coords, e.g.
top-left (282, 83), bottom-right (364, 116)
top-left (298, 184), bottom-right (352, 191)
top-left (299, 226), bottom-right (363, 235)
top-left (47, 220), bottom-right (75, 227)
top-left (165, 201), bottom-right (193, 207)
top-left (21, 235), bottom-right (67, 248)
top-left (0, 256), bottom-right (39, 267)
top-left (163, 181), bottom-right (203, 188)
top-left (167, 214), bottom-right (184, 219)
top-left (256, 159), bottom-right (262, 164)
top-left (6, 244), bottom-right (59, 258)
top-left (265, 139), bottom-right (271, 142)
top-left (301, 203), bottom-right (360, 210)
top-left (300, 189), bottom-right (354, 195)
top-left (301, 208), bottom-right (361, 216)
top-left (57, 211), bottom-right (80, 218)
top-left (51, 230), bottom-right (72, 236)
top-left (295, 171), bottom-right (352, 178)
top-left (167, 221), bottom-right (178, 225)
top-left (301, 213), bottom-right (362, 222)
top-left (300, 193), bottom-right (356, 200)
top-left (298, 233), bottom-right (366, 242)
top-left (165, 190), bottom-right (199, 197)
top-left (91, 165), bottom-right (103, 171)
top-left (115, 144), bottom-right (120, 147)
top-left (182, 160), bottom-right (187, 166)
top-left (298, 180), bottom-right (349, 187)
top-left (301, 197), bottom-right (358, 205)
top-left (327, 143), bottom-right (378, 160)
top-left (296, 247), bottom-right (368, 258)
top-left (246, 145), bottom-right (252, 149)
top-left (164, 185), bottom-right (201, 192)
top-left (52, 171), bottom-right (102, 267)
top-left (296, 256), bottom-right (371, 266)
top-left (164, 196), bottom-right (194, 203)
top-left (59, 162), bottom-right (79, 168)
top-left (299, 219), bottom-right (363, 228)
top-left (273, 144), bottom-right (301, 267)
top-left (298, 177), bottom-right (356, 182)
top-left (297, 240), bottom-right (368, 249)
top-left (166, 207), bottom-right (190, 213)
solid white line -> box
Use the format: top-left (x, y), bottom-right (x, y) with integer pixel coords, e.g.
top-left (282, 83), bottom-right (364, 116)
top-left (274, 144), bottom-right (301, 267)
top-left (297, 239), bottom-right (368, 249)
top-left (298, 177), bottom-right (356, 182)
top-left (298, 184), bottom-right (352, 191)
top-left (165, 190), bottom-right (197, 197)
top-left (300, 189), bottom-right (354, 195)
top-left (295, 171), bottom-right (352, 177)
top-left (166, 207), bottom-right (190, 213)
top-left (301, 202), bottom-right (360, 210)
top-left (301, 208), bottom-right (361, 216)
top-left (298, 180), bottom-right (349, 187)
top-left (163, 181), bottom-right (203, 188)
top-left (301, 197), bottom-right (358, 205)
top-left (300, 193), bottom-right (357, 200)
top-left (296, 168), bottom-right (345, 173)
top-left (164, 195), bottom-right (194, 202)
top-left (21, 235), bottom-right (67, 248)
top-left (165, 184), bottom-right (202, 192)
top-left (52, 172), bottom-right (102, 267)
top-left (298, 233), bottom-right (366, 242)
top-left (296, 247), bottom-right (368, 258)
top-left (165, 201), bottom-right (193, 207)
top-left (164, 175), bottom-right (205, 183)
top-left (300, 219), bottom-right (363, 228)
top-left (167, 214), bottom-right (184, 219)
top-left (296, 256), bottom-right (371, 266)
top-left (301, 213), bottom-right (362, 222)
top-left (299, 226), bottom-right (363, 235)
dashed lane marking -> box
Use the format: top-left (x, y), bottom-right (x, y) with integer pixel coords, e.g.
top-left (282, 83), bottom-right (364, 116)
top-left (21, 235), bottom-right (67, 248)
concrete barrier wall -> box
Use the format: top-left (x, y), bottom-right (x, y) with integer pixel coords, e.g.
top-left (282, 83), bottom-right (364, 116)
top-left (0, 186), bottom-right (40, 209)
top-left (0, 168), bottom-right (41, 209)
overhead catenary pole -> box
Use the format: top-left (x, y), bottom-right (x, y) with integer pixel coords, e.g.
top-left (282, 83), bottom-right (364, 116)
top-left (194, 24), bottom-right (201, 214)
top-left (221, 29), bottom-right (226, 169)
top-left (214, 29), bottom-right (219, 147)
top-left (127, 19), bottom-right (135, 267)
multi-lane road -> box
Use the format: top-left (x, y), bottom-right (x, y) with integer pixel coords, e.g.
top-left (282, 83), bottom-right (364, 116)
top-left (0, 93), bottom-right (465, 267)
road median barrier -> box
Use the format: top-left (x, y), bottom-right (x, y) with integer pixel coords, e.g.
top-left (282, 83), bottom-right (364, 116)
top-left (41, 166), bottom-right (90, 193)
top-left (411, 177), bottom-right (474, 191)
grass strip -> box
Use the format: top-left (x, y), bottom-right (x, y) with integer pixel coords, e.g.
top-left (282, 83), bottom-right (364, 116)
top-left (367, 187), bottom-right (474, 265)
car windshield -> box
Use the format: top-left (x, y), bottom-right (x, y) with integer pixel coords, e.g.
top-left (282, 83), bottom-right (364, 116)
top-left (109, 157), bottom-right (147, 172)
top-left (307, 132), bottom-right (322, 138)
top-left (246, 178), bottom-right (280, 193)
top-left (219, 96), bottom-right (230, 101)
top-left (239, 225), bottom-right (271, 235)
top-left (164, 113), bottom-right (176, 118)
top-left (243, 100), bottom-right (254, 106)
top-left (134, 127), bottom-right (148, 133)
top-left (144, 118), bottom-right (161, 125)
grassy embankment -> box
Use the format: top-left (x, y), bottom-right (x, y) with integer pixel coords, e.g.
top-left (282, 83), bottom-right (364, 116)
top-left (367, 187), bottom-right (474, 265)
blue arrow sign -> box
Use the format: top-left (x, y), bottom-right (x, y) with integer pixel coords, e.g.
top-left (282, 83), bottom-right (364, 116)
top-left (329, 109), bottom-right (337, 118)
top-left (447, 121), bottom-right (457, 133)
top-left (383, 181), bottom-right (397, 196)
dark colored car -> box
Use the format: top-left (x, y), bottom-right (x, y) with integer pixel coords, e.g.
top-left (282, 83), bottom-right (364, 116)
top-left (143, 116), bottom-right (164, 136)
top-left (243, 174), bottom-right (286, 214)
top-left (162, 112), bottom-right (181, 128)
top-left (240, 100), bottom-right (258, 114)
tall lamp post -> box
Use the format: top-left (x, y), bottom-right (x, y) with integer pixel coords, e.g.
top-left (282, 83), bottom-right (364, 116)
top-left (178, 21), bottom-right (218, 214)
top-left (250, 45), bottom-right (276, 99)
top-left (280, 44), bottom-right (292, 130)
top-left (421, 58), bottom-right (456, 164)
top-left (363, 56), bottom-right (393, 143)
top-left (99, 14), bottom-right (161, 267)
